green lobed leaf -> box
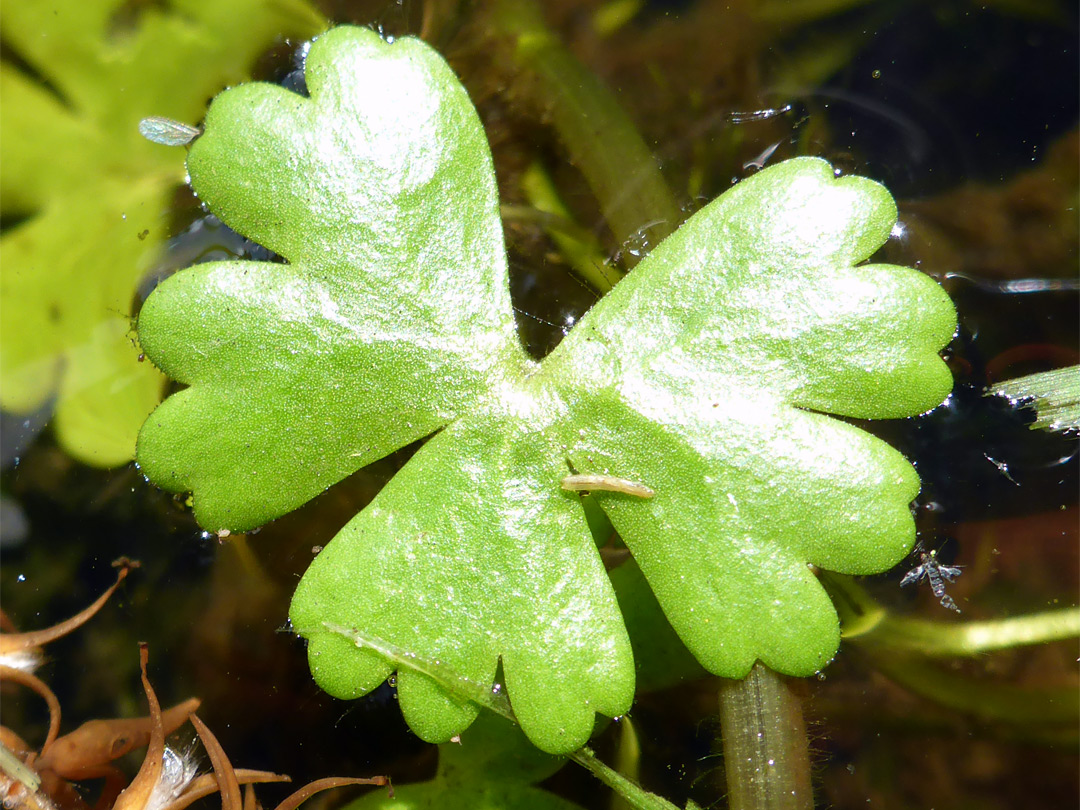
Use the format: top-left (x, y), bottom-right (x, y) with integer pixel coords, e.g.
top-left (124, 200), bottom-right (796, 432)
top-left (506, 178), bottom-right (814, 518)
top-left (608, 560), bottom-right (706, 693)
top-left (560, 376), bottom-right (921, 676)
top-left (540, 159), bottom-right (956, 676)
top-left (137, 26), bottom-right (529, 529)
top-left (290, 397), bottom-right (634, 753)
top-left (0, 0), bottom-right (325, 466)
top-left (136, 26), bottom-right (956, 753)
top-left (544, 158), bottom-right (955, 420)
top-left (344, 713), bottom-right (582, 810)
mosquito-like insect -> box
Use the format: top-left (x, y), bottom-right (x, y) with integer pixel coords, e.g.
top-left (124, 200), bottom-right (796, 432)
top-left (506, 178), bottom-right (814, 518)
top-left (900, 548), bottom-right (963, 613)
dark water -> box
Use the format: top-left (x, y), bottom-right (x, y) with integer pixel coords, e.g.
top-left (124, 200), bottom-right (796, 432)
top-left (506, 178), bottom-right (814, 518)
top-left (2, 2), bottom-right (1077, 808)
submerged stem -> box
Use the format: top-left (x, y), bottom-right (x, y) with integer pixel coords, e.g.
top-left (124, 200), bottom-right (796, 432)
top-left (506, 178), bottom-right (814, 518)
top-left (823, 571), bottom-right (1080, 657)
top-left (864, 650), bottom-right (1079, 726)
top-left (486, 0), bottom-right (683, 268)
top-left (718, 662), bottom-right (813, 810)
top-left (855, 607), bottom-right (1080, 657)
top-left (570, 747), bottom-right (685, 810)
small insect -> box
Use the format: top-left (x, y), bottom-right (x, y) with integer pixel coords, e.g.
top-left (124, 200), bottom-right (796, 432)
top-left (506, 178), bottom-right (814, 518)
top-left (900, 549), bottom-right (963, 613)
top-left (560, 474), bottom-right (655, 499)
top-left (983, 453), bottom-right (1019, 485)
top-left (138, 116), bottom-right (202, 147)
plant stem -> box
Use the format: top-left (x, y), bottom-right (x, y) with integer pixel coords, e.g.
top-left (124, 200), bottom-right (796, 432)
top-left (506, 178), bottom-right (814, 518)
top-left (517, 162), bottom-right (615, 292)
top-left (989, 363), bottom-right (1080, 433)
top-left (822, 571), bottom-right (1080, 657)
top-left (610, 716), bottom-right (643, 810)
top-left (0, 741), bottom-right (41, 794)
top-left (570, 747), bottom-right (684, 810)
top-left (863, 650), bottom-right (1080, 726)
top-left (717, 662), bottom-right (813, 810)
top-left (486, 0), bottom-right (683, 268)
top-left (856, 607), bottom-right (1080, 657)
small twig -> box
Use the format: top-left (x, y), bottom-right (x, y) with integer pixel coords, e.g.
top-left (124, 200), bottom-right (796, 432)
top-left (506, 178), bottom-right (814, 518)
top-left (271, 776), bottom-right (393, 810)
top-left (0, 561), bottom-right (137, 655)
top-left (190, 715), bottom-right (242, 810)
top-left (112, 644), bottom-right (164, 810)
top-left (0, 666), bottom-right (62, 753)
top-left (159, 771), bottom-right (291, 810)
